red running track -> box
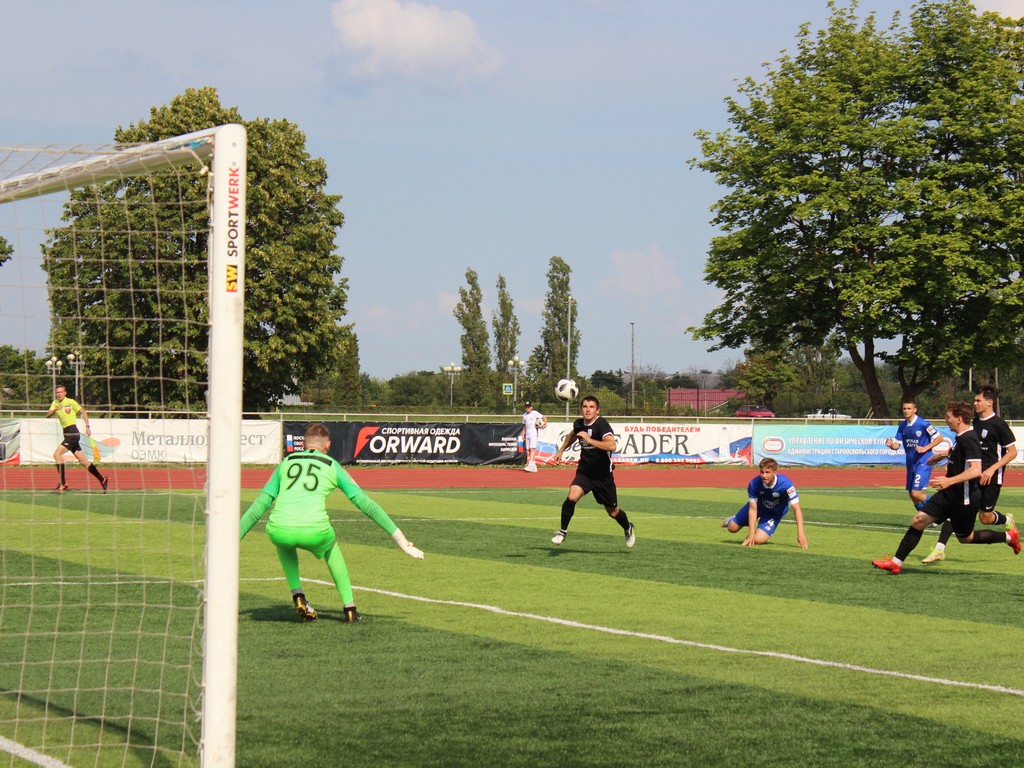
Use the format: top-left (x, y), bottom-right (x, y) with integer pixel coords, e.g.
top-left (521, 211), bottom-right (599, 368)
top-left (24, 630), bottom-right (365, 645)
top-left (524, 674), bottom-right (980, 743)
top-left (1, 464), bottom-right (912, 491)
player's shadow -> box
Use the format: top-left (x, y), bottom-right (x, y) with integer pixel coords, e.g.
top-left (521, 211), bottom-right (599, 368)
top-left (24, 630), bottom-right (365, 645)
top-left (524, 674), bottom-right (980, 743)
top-left (523, 546), bottom-right (632, 557)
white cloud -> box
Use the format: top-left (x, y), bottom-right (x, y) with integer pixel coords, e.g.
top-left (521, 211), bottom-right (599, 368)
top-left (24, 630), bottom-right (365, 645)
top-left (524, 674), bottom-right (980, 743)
top-left (602, 244), bottom-right (684, 298)
top-left (331, 0), bottom-right (502, 84)
top-left (973, 0), bottom-right (1024, 16)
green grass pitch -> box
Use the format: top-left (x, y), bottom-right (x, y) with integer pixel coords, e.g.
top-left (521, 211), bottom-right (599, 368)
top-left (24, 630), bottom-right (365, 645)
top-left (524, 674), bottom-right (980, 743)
top-left (3, 484), bottom-right (1024, 767)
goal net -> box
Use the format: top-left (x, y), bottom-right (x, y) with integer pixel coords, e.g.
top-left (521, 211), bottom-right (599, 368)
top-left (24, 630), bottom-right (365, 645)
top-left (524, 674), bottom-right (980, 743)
top-left (0, 126), bottom-right (245, 768)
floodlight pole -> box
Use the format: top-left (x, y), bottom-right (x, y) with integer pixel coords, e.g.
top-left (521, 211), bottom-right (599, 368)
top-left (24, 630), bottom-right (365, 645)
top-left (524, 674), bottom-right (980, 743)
top-left (565, 297), bottom-right (573, 418)
top-left (508, 355), bottom-right (525, 408)
top-left (443, 363), bottom-right (462, 407)
top-left (44, 356), bottom-right (63, 393)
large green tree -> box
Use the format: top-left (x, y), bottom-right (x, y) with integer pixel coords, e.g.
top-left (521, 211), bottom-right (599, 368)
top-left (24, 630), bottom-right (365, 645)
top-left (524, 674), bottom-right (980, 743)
top-left (690, 0), bottom-right (1024, 418)
top-left (491, 274), bottom-right (521, 371)
top-left (42, 87), bottom-right (352, 411)
top-left (529, 256), bottom-right (579, 394)
top-left (452, 267), bottom-right (491, 406)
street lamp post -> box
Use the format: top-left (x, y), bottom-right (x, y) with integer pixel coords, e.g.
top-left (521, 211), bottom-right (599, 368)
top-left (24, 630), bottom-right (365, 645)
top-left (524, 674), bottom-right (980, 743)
top-left (45, 355), bottom-right (63, 393)
top-left (630, 321), bottom-right (636, 411)
top-left (565, 296), bottom-right (573, 418)
top-left (67, 351), bottom-right (84, 399)
top-left (443, 362), bottom-right (462, 407)
top-left (508, 355), bottom-right (525, 407)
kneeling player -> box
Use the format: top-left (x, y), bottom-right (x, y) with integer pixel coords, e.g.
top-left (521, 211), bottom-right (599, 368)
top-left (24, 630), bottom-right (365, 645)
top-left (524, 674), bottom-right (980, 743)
top-left (722, 457), bottom-right (808, 548)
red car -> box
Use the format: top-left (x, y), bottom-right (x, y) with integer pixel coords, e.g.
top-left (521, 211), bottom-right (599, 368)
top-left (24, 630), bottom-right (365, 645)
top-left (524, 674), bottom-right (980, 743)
top-left (735, 405), bottom-right (775, 418)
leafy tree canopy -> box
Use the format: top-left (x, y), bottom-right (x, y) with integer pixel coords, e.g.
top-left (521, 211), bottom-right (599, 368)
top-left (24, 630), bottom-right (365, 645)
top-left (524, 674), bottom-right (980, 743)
top-left (43, 86), bottom-right (350, 411)
top-left (690, 0), bottom-right (1024, 418)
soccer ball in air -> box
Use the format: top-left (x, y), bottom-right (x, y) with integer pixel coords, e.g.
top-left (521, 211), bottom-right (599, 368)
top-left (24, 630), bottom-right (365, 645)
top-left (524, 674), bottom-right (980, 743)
top-left (555, 378), bottom-right (579, 401)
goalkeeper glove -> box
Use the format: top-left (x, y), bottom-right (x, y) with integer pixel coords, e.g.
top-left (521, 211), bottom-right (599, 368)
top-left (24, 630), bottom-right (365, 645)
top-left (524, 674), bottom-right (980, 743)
top-left (392, 529), bottom-right (424, 559)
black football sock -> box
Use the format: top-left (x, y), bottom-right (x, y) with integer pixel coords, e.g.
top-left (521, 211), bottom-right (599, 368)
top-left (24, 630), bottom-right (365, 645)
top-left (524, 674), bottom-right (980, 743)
top-left (88, 464), bottom-right (104, 483)
top-left (969, 529), bottom-right (1005, 544)
top-left (57, 464), bottom-right (66, 484)
top-left (560, 499), bottom-right (576, 531)
top-left (991, 511), bottom-right (1008, 526)
top-left (894, 527), bottom-right (924, 561)
top-left (613, 509), bottom-right (630, 530)
top-left (936, 520), bottom-right (954, 546)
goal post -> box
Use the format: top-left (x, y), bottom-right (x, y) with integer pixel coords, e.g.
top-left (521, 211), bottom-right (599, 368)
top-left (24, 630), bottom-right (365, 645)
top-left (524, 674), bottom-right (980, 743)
top-left (0, 124), bottom-right (245, 768)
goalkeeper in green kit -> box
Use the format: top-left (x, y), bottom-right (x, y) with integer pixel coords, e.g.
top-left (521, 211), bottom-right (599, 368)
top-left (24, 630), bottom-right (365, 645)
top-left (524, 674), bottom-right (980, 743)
top-left (240, 423), bottom-right (424, 623)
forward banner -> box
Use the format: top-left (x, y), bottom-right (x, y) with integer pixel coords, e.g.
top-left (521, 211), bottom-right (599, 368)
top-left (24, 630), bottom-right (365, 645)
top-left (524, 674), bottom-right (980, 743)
top-left (284, 421), bottom-right (523, 465)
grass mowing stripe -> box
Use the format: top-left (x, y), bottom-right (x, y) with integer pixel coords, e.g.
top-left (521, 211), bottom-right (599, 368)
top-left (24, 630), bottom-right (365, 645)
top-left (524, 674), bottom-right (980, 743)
top-left (259, 576), bottom-right (1024, 699)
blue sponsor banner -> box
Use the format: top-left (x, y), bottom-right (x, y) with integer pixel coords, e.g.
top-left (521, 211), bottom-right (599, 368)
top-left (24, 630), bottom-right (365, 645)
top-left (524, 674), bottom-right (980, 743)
top-left (754, 424), bottom-right (954, 466)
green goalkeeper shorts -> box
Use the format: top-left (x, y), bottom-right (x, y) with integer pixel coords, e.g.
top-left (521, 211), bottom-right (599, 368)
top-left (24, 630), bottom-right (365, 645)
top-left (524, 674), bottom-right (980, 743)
top-left (266, 521), bottom-right (337, 559)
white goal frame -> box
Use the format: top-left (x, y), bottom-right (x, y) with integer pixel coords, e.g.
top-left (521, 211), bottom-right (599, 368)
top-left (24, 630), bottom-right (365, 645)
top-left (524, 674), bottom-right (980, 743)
top-left (0, 124), bottom-right (246, 768)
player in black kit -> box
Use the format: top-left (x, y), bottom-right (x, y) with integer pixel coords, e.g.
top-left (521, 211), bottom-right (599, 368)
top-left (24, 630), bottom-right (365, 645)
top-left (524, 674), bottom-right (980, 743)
top-left (922, 385), bottom-right (1018, 564)
top-left (550, 395), bottom-right (635, 548)
top-left (872, 400), bottom-right (1020, 574)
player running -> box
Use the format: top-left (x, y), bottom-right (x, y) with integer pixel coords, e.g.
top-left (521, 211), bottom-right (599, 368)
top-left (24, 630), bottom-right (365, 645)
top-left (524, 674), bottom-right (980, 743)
top-left (550, 395), bottom-right (635, 548)
top-left (872, 400), bottom-right (1020, 575)
top-left (885, 398), bottom-right (944, 512)
top-left (921, 385), bottom-right (1018, 564)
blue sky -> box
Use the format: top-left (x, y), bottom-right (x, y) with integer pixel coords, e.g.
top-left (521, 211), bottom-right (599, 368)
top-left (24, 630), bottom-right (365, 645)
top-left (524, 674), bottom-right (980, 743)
top-left (1, 0), bottom-right (1019, 380)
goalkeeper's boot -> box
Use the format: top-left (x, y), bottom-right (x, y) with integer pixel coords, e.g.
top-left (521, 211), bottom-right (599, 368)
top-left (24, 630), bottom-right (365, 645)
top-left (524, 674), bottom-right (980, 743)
top-left (871, 558), bottom-right (902, 575)
top-left (54, 483), bottom-right (69, 493)
top-left (921, 547), bottom-right (945, 564)
top-left (1005, 513), bottom-right (1017, 533)
top-left (551, 529), bottom-right (567, 545)
top-left (293, 593), bottom-right (318, 622)
top-left (1008, 527), bottom-right (1021, 556)
top-left (342, 606), bottom-right (362, 623)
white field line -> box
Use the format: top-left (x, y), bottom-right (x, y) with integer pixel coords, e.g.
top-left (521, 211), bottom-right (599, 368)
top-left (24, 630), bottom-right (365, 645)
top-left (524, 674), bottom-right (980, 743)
top-left (245, 577), bottom-right (1024, 698)
top-left (0, 736), bottom-right (73, 768)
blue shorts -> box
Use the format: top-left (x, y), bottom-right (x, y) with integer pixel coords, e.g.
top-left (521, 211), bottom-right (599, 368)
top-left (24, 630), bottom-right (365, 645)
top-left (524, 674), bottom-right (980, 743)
top-left (730, 505), bottom-right (787, 538)
top-left (906, 463), bottom-right (933, 492)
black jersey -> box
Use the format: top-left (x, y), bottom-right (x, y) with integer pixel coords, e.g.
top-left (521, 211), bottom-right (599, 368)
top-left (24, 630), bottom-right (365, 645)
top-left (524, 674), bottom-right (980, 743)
top-left (973, 413), bottom-right (1016, 483)
top-left (942, 427), bottom-right (982, 506)
top-left (572, 415), bottom-right (616, 479)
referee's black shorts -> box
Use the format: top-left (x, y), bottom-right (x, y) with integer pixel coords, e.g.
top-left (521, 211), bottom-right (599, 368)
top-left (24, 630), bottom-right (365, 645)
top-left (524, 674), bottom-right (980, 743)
top-left (61, 427), bottom-right (83, 454)
top-left (570, 471), bottom-right (618, 508)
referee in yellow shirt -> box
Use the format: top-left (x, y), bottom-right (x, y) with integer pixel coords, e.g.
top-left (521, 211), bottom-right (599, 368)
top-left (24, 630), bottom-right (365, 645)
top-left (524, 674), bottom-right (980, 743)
top-left (46, 384), bottom-right (108, 492)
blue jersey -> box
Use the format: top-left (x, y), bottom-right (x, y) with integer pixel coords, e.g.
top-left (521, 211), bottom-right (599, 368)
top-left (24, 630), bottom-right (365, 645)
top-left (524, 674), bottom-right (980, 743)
top-left (895, 416), bottom-right (938, 467)
top-left (747, 473), bottom-right (799, 518)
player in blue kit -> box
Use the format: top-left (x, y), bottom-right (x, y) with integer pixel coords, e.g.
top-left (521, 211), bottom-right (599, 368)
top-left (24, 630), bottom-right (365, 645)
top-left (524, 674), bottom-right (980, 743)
top-left (721, 457), bottom-right (808, 548)
top-left (885, 399), bottom-right (944, 511)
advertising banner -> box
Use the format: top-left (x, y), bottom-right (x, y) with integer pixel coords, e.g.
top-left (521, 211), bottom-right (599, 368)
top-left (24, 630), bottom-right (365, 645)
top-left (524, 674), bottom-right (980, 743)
top-left (532, 421), bottom-right (753, 466)
top-left (0, 419), bottom-right (21, 465)
top-left (284, 422), bottom-right (523, 465)
top-left (19, 419), bottom-right (281, 465)
top-left (753, 424), bottom-right (956, 466)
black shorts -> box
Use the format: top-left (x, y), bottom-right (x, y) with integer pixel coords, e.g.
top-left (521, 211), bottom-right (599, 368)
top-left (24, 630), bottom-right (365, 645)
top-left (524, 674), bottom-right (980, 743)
top-left (61, 432), bottom-right (83, 454)
top-left (922, 490), bottom-right (980, 539)
top-left (570, 471), bottom-right (618, 509)
top-left (979, 482), bottom-right (1002, 512)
